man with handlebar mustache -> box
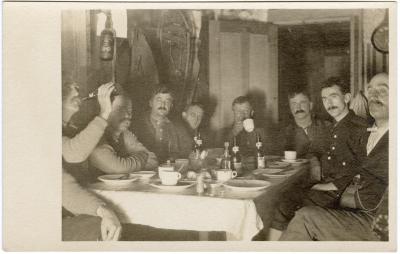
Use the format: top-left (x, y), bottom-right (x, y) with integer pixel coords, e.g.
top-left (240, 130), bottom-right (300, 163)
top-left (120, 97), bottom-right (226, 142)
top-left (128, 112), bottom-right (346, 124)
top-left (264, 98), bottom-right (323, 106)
top-left (270, 77), bottom-right (368, 239)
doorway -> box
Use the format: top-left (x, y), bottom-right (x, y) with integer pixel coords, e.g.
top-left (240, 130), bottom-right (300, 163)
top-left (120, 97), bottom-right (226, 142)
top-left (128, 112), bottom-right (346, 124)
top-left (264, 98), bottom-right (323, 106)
top-left (277, 21), bottom-right (351, 124)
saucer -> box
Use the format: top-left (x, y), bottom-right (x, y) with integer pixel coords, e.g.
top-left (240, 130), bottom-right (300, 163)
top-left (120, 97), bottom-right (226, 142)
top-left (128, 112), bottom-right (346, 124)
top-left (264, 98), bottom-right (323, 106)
top-left (149, 180), bottom-right (195, 191)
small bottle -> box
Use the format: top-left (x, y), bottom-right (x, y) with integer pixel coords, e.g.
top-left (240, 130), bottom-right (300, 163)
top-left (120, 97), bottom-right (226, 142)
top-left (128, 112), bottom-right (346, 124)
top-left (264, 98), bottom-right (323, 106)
top-left (231, 136), bottom-right (242, 174)
top-left (100, 13), bottom-right (115, 61)
top-left (196, 173), bottom-right (204, 194)
top-left (220, 141), bottom-right (231, 169)
top-left (256, 133), bottom-right (265, 169)
top-left (193, 131), bottom-right (203, 159)
top-left (82, 85), bottom-right (119, 101)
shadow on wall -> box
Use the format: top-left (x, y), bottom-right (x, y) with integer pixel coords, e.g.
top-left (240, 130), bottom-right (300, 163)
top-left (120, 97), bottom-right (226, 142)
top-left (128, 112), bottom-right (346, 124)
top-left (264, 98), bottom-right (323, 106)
top-left (246, 89), bottom-right (281, 155)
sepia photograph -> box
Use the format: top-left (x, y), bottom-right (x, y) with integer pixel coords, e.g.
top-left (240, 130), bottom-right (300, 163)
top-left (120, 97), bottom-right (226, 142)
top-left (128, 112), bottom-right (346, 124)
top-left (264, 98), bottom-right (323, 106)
top-left (3, 1), bottom-right (397, 251)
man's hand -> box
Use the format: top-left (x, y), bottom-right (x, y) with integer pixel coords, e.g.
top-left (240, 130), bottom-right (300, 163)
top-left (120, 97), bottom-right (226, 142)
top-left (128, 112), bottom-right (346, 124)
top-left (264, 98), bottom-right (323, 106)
top-left (96, 205), bottom-right (122, 241)
top-left (123, 131), bottom-right (146, 153)
top-left (232, 121), bottom-right (244, 136)
top-left (97, 82), bottom-right (115, 121)
top-left (311, 182), bottom-right (338, 192)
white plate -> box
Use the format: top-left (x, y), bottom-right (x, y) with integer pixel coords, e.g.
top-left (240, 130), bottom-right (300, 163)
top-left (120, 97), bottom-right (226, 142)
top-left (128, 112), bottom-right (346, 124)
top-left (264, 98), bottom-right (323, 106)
top-left (149, 180), bottom-right (196, 191)
top-left (223, 179), bottom-right (270, 192)
top-left (282, 158), bottom-right (309, 164)
top-left (267, 161), bottom-right (290, 168)
top-left (281, 168), bottom-right (300, 176)
top-left (253, 168), bottom-right (283, 175)
top-left (265, 155), bottom-right (282, 160)
top-left (98, 174), bottom-right (139, 185)
top-left (131, 171), bottom-right (156, 179)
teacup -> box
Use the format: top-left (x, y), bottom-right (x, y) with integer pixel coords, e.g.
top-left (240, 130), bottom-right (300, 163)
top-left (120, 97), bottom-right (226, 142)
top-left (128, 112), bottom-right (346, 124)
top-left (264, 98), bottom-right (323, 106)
top-left (159, 171), bottom-right (182, 186)
top-left (243, 118), bottom-right (255, 132)
top-left (158, 164), bottom-right (174, 176)
top-left (284, 151), bottom-right (297, 161)
top-left (215, 169), bottom-right (237, 182)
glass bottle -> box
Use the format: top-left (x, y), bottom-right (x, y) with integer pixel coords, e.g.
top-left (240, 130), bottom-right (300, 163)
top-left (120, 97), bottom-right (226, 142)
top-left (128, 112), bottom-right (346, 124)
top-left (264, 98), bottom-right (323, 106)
top-left (220, 142), bottom-right (231, 169)
top-left (256, 133), bottom-right (265, 169)
top-left (100, 14), bottom-right (115, 61)
top-left (193, 131), bottom-right (203, 159)
top-left (231, 136), bottom-right (242, 174)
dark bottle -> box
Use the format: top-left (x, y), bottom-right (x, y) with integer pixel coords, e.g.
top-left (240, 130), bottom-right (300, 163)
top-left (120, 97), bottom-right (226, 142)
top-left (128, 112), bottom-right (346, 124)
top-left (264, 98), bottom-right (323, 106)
top-left (256, 133), bottom-right (265, 169)
top-left (193, 131), bottom-right (203, 159)
top-left (100, 14), bottom-right (115, 61)
top-left (231, 136), bottom-right (242, 174)
top-left (220, 141), bottom-right (231, 169)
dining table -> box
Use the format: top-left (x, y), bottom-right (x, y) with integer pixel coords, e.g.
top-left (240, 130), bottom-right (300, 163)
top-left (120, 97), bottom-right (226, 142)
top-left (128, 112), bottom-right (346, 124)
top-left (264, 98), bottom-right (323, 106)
top-left (88, 152), bottom-right (310, 241)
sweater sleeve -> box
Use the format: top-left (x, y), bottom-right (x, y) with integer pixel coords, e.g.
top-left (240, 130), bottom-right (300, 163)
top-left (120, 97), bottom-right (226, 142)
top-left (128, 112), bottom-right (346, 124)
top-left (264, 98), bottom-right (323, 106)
top-left (89, 143), bottom-right (149, 174)
top-left (123, 131), bottom-right (158, 170)
top-left (62, 117), bottom-right (108, 163)
top-left (62, 170), bottom-right (104, 216)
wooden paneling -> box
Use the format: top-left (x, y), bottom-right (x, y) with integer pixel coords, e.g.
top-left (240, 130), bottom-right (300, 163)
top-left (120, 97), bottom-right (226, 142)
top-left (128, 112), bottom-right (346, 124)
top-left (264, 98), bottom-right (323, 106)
top-left (208, 20), bottom-right (278, 144)
top-left (61, 10), bottom-right (90, 125)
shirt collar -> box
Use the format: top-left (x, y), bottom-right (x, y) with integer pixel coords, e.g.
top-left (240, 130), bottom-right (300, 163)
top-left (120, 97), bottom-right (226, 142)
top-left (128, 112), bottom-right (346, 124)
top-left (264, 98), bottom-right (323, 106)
top-left (367, 123), bottom-right (389, 133)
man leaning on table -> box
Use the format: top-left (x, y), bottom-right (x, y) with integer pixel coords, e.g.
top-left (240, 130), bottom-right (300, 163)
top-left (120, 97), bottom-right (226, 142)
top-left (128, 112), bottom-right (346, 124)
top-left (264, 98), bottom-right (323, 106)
top-left (280, 73), bottom-right (389, 241)
top-left (89, 86), bottom-right (158, 177)
top-left (269, 77), bottom-right (368, 240)
top-left (62, 80), bottom-right (201, 241)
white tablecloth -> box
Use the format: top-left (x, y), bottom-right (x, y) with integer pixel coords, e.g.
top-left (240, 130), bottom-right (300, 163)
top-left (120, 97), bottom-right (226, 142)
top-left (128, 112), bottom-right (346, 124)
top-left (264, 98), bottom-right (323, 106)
top-left (90, 181), bottom-right (264, 241)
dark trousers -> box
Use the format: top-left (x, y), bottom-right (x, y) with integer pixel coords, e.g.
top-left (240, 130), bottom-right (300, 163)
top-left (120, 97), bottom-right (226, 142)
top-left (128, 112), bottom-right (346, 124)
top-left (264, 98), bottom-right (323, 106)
top-left (271, 181), bottom-right (340, 231)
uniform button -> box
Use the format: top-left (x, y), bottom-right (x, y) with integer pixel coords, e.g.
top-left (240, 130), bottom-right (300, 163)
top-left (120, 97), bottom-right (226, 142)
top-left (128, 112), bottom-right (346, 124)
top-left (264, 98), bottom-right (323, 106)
top-left (331, 146), bottom-right (336, 150)
top-left (327, 156), bottom-right (331, 160)
top-left (333, 134), bottom-right (337, 138)
top-left (342, 161), bottom-right (346, 166)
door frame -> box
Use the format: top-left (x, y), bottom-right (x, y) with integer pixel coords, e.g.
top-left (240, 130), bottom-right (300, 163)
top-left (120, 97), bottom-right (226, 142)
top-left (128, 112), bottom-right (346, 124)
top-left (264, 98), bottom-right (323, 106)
top-left (273, 16), bottom-right (363, 94)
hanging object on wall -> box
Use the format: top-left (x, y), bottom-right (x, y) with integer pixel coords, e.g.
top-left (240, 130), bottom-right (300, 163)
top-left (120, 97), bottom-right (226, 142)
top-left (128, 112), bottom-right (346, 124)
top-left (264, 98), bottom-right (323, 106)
top-left (99, 11), bottom-right (115, 61)
top-left (157, 10), bottom-right (196, 111)
top-left (371, 10), bottom-right (389, 54)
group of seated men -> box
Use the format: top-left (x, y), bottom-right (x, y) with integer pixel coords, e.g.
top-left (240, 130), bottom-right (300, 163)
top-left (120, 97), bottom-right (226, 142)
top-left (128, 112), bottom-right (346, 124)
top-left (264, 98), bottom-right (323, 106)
top-left (61, 72), bottom-right (389, 241)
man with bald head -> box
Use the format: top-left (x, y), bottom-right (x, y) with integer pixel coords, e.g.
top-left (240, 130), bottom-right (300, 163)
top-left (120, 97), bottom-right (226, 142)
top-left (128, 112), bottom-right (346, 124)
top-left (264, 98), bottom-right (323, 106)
top-left (280, 73), bottom-right (389, 241)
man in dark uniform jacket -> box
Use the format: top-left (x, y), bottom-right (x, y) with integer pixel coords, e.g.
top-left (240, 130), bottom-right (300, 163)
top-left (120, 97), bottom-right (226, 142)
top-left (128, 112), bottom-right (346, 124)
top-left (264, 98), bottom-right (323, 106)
top-left (280, 73), bottom-right (389, 241)
top-left (269, 77), bottom-right (368, 239)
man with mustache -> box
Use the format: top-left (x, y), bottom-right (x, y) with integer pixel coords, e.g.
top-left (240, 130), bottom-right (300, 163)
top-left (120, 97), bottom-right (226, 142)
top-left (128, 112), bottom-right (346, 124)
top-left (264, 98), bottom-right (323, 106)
top-left (280, 87), bottom-right (331, 159)
top-left (174, 102), bottom-right (209, 158)
top-left (89, 88), bottom-right (158, 177)
top-left (132, 86), bottom-right (180, 163)
top-left (269, 77), bottom-right (368, 239)
top-left (63, 81), bottom-right (201, 241)
top-left (280, 73), bottom-right (389, 240)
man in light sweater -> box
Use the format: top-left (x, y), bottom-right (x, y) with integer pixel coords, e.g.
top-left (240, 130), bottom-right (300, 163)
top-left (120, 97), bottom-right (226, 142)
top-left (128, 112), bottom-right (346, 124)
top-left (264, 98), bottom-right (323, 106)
top-left (89, 89), bottom-right (158, 177)
top-left (62, 81), bottom-right (201, 241)
top-left (62, 81), bottom-right (122, 241)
